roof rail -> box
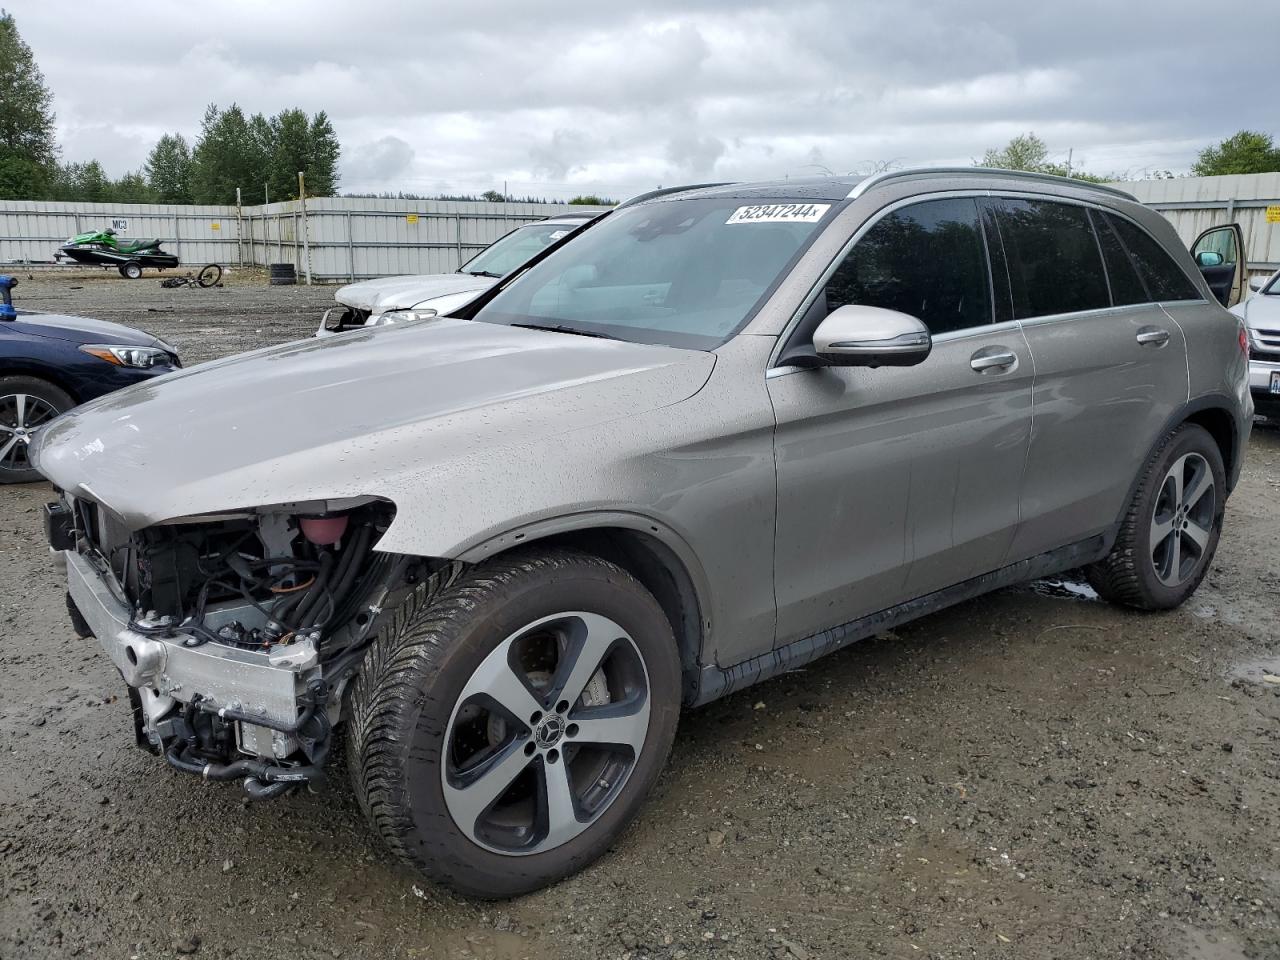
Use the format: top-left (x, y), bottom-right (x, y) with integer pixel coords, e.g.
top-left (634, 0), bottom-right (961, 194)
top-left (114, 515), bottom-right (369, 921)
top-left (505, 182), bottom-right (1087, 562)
top-left (616, 182), bottom-right (735, 209)
top-left (847, 167), bottom-right (1134, 201)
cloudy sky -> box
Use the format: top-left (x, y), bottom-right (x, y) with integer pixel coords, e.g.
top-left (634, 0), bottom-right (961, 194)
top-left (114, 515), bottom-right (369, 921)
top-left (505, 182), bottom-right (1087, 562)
top-left (9, 0), bottom-right (1276, 199)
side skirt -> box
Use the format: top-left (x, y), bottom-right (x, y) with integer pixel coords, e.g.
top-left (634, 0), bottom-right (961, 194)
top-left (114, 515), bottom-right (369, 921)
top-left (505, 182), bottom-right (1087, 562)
top-left (687, 531), bottom-right (1113, 708)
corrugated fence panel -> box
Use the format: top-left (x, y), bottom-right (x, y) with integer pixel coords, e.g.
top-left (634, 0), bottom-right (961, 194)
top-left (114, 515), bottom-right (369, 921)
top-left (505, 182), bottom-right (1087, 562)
top-left (3, 184), bottom-right (1275, 283)
top-left (0, 196), bottom-right (607, 281)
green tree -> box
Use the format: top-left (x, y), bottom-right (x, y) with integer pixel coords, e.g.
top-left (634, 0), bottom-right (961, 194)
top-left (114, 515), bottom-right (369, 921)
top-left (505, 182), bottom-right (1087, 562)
top-left (0, 10), bottom-right (57, 199)
top-left (144, 133), bottom-right (193, 202)
top-left (568, 194), bottom-right (615, 205)
top-left (978, 133), bottom-right (1108, 183)
top-left (267, 108), bottom-right (310, 200)
top-left (48, 160), bottom-right (111, 202)
top-left (254, 108), bottom-right (340, 200)
top-left (1190, 131), bottom-right (1280, 176)
top-left (305, 110), bottom-right (339, 196)
top-left (481, 189), bottom-right (506, 202)
top-left (111, 170), bottom-right (153, 203)
top-left (191, 103), bottom-right (270, 204)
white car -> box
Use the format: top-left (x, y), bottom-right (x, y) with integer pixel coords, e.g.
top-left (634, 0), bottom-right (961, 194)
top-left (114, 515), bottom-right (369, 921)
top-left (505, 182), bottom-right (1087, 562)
top-left (318, 211), bottom-right (600, 335)
top-left (1228, 269), bottom-right (1280, 418)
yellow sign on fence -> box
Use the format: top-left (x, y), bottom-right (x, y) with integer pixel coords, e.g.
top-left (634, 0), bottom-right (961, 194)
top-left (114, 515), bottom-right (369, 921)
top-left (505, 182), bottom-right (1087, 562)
top-left (210, 222), bottom-right (221, 231)
top-left (1267, 205), bottom-right (1280, 224)
top-left (406, 214), bottom-right (419, 225)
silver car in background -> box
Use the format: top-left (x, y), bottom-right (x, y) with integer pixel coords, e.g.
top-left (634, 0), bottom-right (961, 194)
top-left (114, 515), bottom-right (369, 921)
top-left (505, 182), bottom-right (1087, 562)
top-left (33, 169), bottom-right (1251, 898)
top-left (317, 211), bottom-right (600, 335)
top-left (1228, 268), bottom-right (1280, 418)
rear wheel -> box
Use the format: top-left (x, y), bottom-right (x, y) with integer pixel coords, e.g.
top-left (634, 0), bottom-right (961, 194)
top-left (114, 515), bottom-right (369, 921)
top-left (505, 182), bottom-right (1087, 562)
top-left (1086, 423), bottom-right (1225, 609)
top-left (0, 377), bottom-right (73, 483)
top-left (197, 263), bottom-right (222, 287)
top-left (346, 550), bottom-right (680, 898)
top-left (120, 261), bottom-right (143, 280)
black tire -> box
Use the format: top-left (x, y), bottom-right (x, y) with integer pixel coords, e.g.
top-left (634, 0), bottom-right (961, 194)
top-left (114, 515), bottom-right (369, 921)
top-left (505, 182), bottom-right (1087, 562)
top-left (346, 549), bottom-right (681, 899)
top-left (197, 263), bottom-right (222, 288)
top-left (1086, 423), bottom-right (1225, 610)
top-left (0, 376), bottom-right (74, 483)
top-left (120, 261), bottom-right (143, 280)
top-left (268, 262), bottom-right (296, 277)
top-left (268, 276), bottom-right (296, 286)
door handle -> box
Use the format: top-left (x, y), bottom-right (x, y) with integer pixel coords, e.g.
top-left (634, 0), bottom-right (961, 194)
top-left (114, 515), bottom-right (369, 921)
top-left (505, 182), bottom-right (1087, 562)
top-left (970, 350), bottom-right (1017, 372)
top-left (1136, 327), bottom-right (1171, 346)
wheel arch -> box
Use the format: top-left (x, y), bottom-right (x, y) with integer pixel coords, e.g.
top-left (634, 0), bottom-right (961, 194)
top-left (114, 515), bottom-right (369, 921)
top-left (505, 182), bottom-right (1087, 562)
top-left (1182, 403), bottom-right (1240, 490)
top-left (0, 364), bottom-right (81, 404)
top-left (457, 514), bottom-right (710, 704)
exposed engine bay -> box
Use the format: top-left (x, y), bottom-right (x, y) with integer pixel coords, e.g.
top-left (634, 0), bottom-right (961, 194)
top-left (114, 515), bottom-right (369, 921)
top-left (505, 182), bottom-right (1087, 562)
top-left (50, 494), bottom-right (428, 799)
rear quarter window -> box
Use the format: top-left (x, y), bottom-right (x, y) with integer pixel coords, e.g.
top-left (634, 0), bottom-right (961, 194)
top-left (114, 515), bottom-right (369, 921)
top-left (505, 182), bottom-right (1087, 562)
top-left (1090, 209), bottom-right (1148, 306)
top-left (1103, 212), bottom-right (1202, 302)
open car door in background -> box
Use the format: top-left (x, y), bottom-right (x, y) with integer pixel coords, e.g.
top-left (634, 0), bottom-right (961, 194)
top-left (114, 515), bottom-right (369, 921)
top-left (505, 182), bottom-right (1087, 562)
top-left (1191, 223), bottom-right (1246, 307)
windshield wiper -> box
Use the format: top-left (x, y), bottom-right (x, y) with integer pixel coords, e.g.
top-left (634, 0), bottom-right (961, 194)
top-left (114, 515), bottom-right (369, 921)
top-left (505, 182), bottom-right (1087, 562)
top-left (462, 269), bottom-right (502, 278)
top-left (510, 322), bottom-right (615, 340)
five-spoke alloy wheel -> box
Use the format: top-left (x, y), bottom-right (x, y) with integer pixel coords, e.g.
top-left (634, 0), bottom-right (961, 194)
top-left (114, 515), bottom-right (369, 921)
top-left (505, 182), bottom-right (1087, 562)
top-left (347, 550), bottom-right (680, 898)
top-left (1088, 423), bottom-right (1226, 609)
top-left (1149, 452), bottom-right (1216, 587)
top-left (441, 611), bottom-right (651, 856)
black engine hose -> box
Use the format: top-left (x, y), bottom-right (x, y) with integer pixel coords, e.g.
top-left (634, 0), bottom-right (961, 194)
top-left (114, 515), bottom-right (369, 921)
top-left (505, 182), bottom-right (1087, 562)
top-left (164, 742), bottom-right (326, 786)
top-left (243, 778), bottom-right (294, 800)
top-left (291, 551), bottom-right (335, 630)
top-left (308, 524), bottom-right (372, 629)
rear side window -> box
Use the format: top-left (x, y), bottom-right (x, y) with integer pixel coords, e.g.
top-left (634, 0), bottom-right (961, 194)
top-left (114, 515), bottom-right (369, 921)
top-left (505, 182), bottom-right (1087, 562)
top-left (1090, 209), bottom-right (1148, 306)
top-left (990, 199), bottom-right (1109, 319)
top-left (825, 197), bottom-right (992, 335)
top-left (1104, 213), bottom-right (1201, 302)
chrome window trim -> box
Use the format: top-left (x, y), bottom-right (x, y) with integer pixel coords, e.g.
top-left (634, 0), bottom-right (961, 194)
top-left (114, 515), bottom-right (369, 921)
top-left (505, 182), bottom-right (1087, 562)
top-left (766, 187), bottom-right (1205, 376)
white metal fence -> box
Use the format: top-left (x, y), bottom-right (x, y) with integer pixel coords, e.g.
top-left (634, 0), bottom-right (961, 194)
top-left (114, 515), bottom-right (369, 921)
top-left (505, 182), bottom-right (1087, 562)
top-left (2, 175), bottom-right (1276, 283)
top-left (0, 197), bottom-right (609, 282)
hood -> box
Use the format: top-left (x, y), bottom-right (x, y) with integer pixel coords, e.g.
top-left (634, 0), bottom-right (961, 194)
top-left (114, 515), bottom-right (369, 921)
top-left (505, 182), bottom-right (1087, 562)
top-left (1232, 293), bottom-right (1280, 329)
top-left (34, 317), bottom-right (715, 531)
top-left (336, 273), bottom-right (493, 313)
top-left (7, 310), bottom-right (172, 349)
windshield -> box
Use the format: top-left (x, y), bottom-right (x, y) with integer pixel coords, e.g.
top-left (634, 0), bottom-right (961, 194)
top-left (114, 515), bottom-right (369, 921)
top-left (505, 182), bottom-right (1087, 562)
top-left (471, 197), bottom-right (832, 349)
top-left (460, 221), bottom-right (583, 277)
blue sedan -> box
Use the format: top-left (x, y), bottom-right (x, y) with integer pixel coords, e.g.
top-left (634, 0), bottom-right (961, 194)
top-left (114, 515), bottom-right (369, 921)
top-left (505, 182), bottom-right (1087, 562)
top-left (0, 275), bottom-right (181, 483)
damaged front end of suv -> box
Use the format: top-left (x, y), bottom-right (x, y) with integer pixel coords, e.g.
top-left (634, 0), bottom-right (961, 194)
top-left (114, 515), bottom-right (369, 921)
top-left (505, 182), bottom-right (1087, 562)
top-left (47, 492), bottom-right (437, 798)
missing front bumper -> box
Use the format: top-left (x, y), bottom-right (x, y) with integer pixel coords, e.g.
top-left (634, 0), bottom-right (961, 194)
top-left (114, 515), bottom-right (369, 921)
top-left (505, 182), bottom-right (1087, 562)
top-left (64, 549), bottom-right (314, 748)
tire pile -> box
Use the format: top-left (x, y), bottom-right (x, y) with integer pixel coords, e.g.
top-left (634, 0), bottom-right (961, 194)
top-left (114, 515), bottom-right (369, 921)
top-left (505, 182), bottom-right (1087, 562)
top-left (269, 262), bottom-right (297, 286)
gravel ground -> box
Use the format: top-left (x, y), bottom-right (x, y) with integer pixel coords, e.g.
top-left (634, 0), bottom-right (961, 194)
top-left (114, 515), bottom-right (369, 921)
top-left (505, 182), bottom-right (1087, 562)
top-left (3, 275), bottom-right (1280, 960)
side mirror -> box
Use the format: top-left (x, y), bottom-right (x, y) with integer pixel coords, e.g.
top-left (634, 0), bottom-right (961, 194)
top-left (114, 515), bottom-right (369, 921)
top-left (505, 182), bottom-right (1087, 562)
top-left (810, 304), bottom-right (932, 367)
top-left (1196, 250), bottom-right (1224, 268)
top-left (1249, 277), bottom-right (1264, 293)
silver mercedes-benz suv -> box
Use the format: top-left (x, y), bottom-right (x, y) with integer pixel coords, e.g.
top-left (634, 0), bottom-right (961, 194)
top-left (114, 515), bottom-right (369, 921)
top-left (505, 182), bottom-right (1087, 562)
top-left (32, 169), bottom-right (1252, 898)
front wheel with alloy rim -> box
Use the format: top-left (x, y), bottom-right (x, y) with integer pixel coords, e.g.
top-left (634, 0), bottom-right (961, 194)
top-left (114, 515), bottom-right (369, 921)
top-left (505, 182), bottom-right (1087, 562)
top-left (0, 376), bottom-right (73, 483)
top-left (1087, 422), bottom-right (1226, 610)
top-left (346, 550), bottom-right (681, 898)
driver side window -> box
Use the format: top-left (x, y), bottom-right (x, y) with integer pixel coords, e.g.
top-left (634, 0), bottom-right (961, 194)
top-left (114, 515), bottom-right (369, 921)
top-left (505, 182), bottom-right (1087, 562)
top-left (823, 197), bottom-right (993, 335)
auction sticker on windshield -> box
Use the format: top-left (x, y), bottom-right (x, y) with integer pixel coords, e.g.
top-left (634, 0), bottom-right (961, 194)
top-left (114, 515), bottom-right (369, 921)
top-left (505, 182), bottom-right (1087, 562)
top-left (727, 203), bottom-right (830, 224)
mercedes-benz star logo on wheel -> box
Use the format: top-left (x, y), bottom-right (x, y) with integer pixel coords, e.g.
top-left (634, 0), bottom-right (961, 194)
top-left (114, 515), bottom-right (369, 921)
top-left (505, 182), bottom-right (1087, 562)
top-left (535, 716), bottom-right (565, 749)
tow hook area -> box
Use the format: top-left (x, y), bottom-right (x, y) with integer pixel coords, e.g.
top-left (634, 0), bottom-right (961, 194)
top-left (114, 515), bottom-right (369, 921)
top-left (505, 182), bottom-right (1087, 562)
top-left (161, 679), bottom-right (331, 800)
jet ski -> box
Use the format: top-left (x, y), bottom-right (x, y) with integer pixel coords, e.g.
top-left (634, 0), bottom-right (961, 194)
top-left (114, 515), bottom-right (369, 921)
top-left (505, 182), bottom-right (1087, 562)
top-left (57, 228), bottom-right (180, 278)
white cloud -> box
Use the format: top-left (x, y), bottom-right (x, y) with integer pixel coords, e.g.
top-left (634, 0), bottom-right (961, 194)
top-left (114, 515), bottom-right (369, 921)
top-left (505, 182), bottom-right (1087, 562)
top-left (6, 0), bottom-right (1276, 199)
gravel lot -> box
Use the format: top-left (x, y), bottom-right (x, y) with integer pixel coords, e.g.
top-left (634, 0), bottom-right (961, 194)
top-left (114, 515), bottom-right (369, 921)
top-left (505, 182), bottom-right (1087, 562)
top-left (3, 275), bottom-right (1280, 960)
